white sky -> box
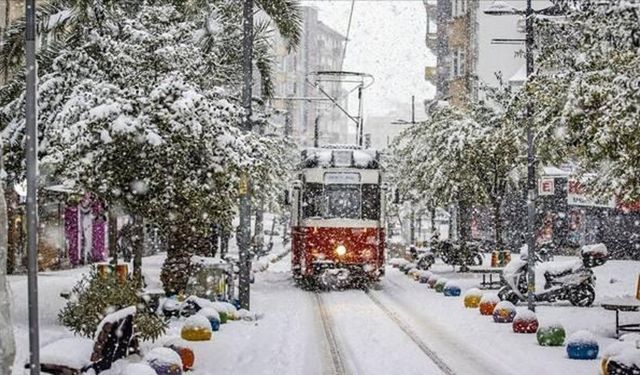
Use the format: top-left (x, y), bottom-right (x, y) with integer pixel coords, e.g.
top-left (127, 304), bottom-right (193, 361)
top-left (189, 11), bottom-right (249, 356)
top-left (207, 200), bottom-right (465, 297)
top-left (301, 0), bottom-right (437, 118)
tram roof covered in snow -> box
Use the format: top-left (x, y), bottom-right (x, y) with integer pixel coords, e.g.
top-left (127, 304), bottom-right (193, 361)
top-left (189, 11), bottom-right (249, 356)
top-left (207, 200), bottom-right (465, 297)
top-left (300, 147), bottom-right (380, 169)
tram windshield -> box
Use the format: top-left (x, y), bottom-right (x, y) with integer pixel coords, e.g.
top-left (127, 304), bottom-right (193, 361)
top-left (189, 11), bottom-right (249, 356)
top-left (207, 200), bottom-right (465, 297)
top-left (325, 184), bottom-right (361, 219)
top-left (302, 183), bottom-right (380, 220)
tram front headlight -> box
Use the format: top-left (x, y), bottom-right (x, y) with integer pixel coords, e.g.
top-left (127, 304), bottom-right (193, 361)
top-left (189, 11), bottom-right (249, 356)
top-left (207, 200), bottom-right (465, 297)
top-left (335, 244), bottom-right (347, 257)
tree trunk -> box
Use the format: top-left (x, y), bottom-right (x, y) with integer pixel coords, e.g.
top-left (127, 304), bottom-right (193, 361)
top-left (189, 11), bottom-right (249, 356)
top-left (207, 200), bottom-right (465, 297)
top-left (132, 215), bottom-right (144, 286)
top-left (409, 207), bottom-right (415, 244)
top-left (0, 181), bottom-right (16, 374)
top-left (160, 224), bottom-right (195, 296)
top-left (210, 224), bottom-right (219, 258)
top-left (108, 206), bottom-right (118, 266)
top-left (493, 197), bottom-right (504, 251)
top-left (254, 204), bottom-right (264, 254)
top-left (458, 198), bottom-right (472, 242)
top-left (430, 205), bottom-right (437, 240)
top-left (5, 188), bottom-right (16, 274)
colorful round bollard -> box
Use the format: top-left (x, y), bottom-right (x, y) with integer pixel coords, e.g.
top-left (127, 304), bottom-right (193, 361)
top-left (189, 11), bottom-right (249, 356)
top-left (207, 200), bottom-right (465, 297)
top-left (181, 315), bottom-right (213, 341)
top-left (566, 330), bottom-right (599, 360)
top-left (419, 271), bottom-right (433, 284)
top-left (427, 276), bottom-right (440, 289)
top-left (146, 347), bottom-right (183, 375)
top-left (198, 307), bottom-right (221, 332)
top-left (600, 342), bottom-right (638, 375)
top-left (479, 294), bottom-right (499, 316)
top-left (408, 268), bottom-right (420, 280)
top-left (537, 323), bottom-right (566, 346)
top-left (464, 288), bottom-right (483, 308)
top-left (435, 278), bottom-right (448, 293)
top-left (512, 309), bottom-right (538, 333)
top-left (492, 301), bottom-right (516, 323)
top-left (167, 345), bottom-right (195, 371)
top-left (605, 356), bottom-right (640, 375)
top-left (213, 301), bottom-right (238, 321)
top-left (404, 264), bottom-right (417, 275)
top-left (443, 282), bottom-right (461, 297)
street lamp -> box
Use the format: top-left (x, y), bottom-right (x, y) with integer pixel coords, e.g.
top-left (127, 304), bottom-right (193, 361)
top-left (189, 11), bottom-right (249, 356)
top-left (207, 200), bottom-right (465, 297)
top-left (238, 0), bottom-right (254, 310)
top-left (25, 0), bottom-right (41, 373)
top-left (484, 0), bottom-right (536, 312)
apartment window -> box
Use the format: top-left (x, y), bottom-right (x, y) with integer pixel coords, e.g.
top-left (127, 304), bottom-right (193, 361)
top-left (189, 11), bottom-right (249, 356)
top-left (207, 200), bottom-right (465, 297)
top-left (453, 0), bottom-right (467, 17)
top-left (451, 48), bottom-right (466, 78)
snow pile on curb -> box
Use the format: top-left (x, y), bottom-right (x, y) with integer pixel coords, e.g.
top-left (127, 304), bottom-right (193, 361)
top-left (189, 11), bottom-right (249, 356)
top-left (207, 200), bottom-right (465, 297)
top-left (198, 307), bottom-right (221, 321)
top-left (183, 315), bottom-right (212, 330)
top-left (567, 330), bottom-right (598, 345)
top-left (513, 308), bottom-right (537, 321)
top-left (123, 362), bottom-right (157, 375)
top-left (480, 293), bottom-right (500, 304)
top-left (146, 347), bottom-right (183, 370)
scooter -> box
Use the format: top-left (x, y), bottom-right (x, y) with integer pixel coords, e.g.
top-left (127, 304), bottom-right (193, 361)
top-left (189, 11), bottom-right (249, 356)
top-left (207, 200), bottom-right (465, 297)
top-left (498, 244), bottom-right (608, 307)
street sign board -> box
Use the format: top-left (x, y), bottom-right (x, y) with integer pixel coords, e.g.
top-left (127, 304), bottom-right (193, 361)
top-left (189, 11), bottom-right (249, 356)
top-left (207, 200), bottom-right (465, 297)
top-left (567, 179), bottom-right (615, 208)
top-left (538, 178), bottom-right (555, 196)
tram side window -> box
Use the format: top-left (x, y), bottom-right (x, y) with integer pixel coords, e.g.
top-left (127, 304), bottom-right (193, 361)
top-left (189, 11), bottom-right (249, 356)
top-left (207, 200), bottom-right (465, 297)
top-left (303, 183), bottom-right (324, 218)
top-left (362, 184), bottom-right (380, 220)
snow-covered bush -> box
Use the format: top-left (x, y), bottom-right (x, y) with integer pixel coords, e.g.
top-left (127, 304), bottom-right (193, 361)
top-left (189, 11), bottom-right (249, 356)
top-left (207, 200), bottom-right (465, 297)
top-left (58, 267), bottom-right (167, 341)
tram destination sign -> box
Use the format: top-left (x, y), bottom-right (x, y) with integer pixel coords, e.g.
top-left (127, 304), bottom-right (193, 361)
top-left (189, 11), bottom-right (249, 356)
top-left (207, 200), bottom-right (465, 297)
top-left (324, 172), bottom-right (361, 184)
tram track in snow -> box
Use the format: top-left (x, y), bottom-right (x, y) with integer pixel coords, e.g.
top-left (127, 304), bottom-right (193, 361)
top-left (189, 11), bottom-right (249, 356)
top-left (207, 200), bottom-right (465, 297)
top-left (314, 286), bottom-right (455, 375)
top-left (314, 292), bottom-right (349, 375)
top-left (363, 289), bottom-right (456, 375)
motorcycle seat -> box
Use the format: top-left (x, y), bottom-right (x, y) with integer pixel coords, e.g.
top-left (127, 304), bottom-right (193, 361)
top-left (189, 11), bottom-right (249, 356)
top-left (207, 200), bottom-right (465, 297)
top-left (543, 260), bottom-right (582, 280)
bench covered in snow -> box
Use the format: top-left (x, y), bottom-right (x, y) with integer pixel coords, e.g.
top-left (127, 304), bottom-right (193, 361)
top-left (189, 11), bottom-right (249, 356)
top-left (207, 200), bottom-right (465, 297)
top-left (38, 306), bottom-right (137, 374)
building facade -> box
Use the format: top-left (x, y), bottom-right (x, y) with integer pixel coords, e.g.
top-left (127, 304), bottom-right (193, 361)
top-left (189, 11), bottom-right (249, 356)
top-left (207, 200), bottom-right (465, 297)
top-left (423, 0), bottom-right (554, 106)
top-left (272, 7), bottom-right (348, 147)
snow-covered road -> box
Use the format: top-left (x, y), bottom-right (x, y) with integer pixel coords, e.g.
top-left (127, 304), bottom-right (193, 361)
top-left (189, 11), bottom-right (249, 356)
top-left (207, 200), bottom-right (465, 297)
top-left (9, 247), bottom-right (638, 374)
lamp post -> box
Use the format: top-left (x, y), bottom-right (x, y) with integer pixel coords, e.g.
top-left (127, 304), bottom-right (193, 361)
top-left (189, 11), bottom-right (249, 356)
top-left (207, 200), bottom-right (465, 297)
top-left (238, 0), bottom-right (254, 310)
top-left (484, 0), bottom-right (536, 312)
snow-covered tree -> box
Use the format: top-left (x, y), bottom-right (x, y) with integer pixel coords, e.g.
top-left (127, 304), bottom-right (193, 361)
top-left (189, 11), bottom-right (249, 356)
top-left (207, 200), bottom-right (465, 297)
top-left (391, 103), bottom-right (485, 242)
top-left (391, 86), bottom-right (525, 249)
top-left (0, 1), bottom-right (300, 294)
top-left (529, 0), bottom-right (640, 201)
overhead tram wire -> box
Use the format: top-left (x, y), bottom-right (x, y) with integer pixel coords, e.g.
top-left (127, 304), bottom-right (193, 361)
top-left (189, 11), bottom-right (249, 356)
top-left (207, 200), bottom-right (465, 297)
top-left (342, 0), bottom-right (356, 66)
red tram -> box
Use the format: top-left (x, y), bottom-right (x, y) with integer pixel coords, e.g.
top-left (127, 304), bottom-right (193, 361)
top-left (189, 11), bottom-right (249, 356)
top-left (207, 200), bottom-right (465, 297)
top-left (289, 147), bottom-right (386, 287)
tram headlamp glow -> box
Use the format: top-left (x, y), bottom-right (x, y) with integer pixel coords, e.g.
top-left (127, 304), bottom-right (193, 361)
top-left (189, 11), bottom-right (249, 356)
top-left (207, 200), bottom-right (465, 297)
top-left (335, 245), bottom-right (347, 256)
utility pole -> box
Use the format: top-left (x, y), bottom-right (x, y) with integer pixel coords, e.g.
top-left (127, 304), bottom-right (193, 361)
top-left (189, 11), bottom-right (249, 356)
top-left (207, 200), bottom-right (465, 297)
top-left (524, 0), bottom-right (536, 313)
top-left (239, 0), bottom-right (254, 310)
top-left (25, 0), bottom-right (40, 373)
top-left (484, 0), bottom-right (537, 312)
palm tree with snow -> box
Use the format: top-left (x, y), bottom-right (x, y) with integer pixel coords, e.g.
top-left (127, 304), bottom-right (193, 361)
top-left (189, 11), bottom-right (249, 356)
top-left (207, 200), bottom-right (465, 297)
top-left (0, 0), bottom-right (301, 104)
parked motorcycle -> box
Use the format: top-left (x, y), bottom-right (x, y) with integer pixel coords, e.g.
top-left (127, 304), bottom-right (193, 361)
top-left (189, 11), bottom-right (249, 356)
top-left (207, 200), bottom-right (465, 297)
top-left (409, 245), bottom-right (435, 270)
top-left (433, 240), bottom-right (483, 267)
top-left (538, 242), bottom-right (556, 262)
top-left (498, 243), bottom-right (608, 307)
